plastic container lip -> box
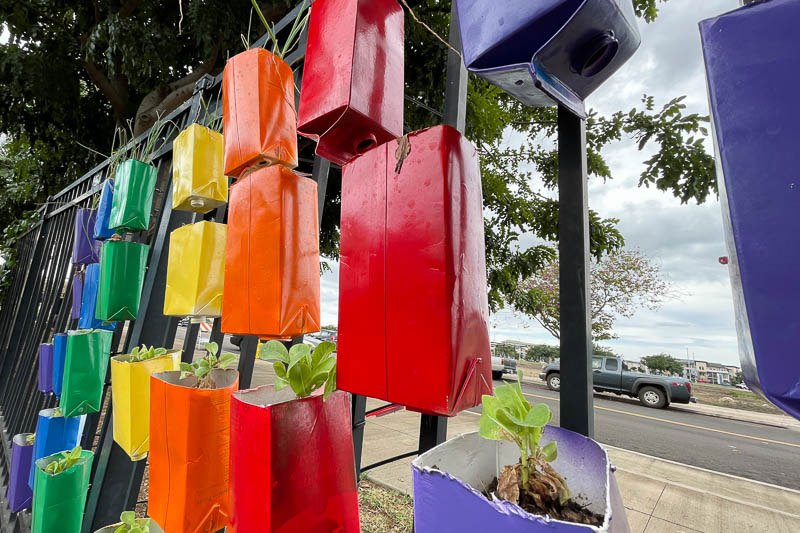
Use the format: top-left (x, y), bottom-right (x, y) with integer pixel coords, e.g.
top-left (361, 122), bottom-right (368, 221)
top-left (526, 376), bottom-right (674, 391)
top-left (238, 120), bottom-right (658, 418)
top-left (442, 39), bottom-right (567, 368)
top-left (233, 384), bottom-right (319, 407)
top-left (13, 433), bottom-right (33, 447)
top-left (152, 369), bottom-right (238, 390)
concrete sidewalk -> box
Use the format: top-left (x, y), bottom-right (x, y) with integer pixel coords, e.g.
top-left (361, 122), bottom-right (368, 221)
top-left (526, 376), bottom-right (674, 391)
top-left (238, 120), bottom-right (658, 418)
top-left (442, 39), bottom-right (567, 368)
top-left (360, 398), bottom-right (800, 533)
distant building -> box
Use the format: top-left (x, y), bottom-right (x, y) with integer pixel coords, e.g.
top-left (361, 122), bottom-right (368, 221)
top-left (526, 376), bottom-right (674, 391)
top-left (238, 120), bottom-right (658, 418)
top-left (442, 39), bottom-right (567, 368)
top-left (675, 358), bottom-right (738, 384)
top-left (490, 340), bottom-right (535, 359)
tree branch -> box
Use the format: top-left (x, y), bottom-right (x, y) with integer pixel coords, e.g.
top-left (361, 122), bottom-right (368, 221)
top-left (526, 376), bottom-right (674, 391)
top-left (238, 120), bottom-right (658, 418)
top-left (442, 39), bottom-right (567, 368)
top-left (85, 56), bottom-right (127, 122)
top-left (119, 0), bottom-right (143, 18)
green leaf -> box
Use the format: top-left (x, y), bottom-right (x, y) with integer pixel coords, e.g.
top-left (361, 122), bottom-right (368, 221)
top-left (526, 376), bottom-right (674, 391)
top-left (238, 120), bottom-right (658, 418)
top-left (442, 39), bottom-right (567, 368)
top-left (154, 347), bottom-right (166, 356)
top-left (217, 352), bottom-right (237, 369)
top-left (179, 362), bottom-right (194, 373)
top-left (323, 366), bottom-right (337, 400)
top-left (275, 375), bottom-right (290, 392)
top-left (541, 440), bottom-right (558, 462)
top-left (288, 359), bottom-right (312, 397)
top-left (259, 340), bottom-right (289, 364)
top-left (121, 511), bottom-right (135, 526)
top-left (524, 403), bottom-right (552, 428)
top-left (273, 361), bottom-right (287, 379)
top-left (114, 527), bottom-right (127, 533)
top-left (311, 341), bottom-right (336, 367)
top-left (204, 341), bottom-right (219, 357)
top-left (288, 343), bottom-right (311, 372)
top-left (312, 356), bottom-right (336, 377)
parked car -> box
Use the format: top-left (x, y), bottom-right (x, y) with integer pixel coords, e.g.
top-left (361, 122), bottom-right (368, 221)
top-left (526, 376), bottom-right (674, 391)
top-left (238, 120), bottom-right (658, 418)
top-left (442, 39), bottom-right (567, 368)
top-left (491, 356), bottom-right (517, 380)
top-left (735, 382), bottom-right (749, 390)
top-left (539, 355), bottom-right (696, 409)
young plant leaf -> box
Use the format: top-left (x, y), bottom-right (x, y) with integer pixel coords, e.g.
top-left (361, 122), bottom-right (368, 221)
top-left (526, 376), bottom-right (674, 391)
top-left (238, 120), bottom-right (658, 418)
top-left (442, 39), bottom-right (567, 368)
top-left (259, 340), bottom-right (290, 364)
top-left (323, 365), bottom-right (337, 401)
top-left (541, 441), bottom-right (558, 462)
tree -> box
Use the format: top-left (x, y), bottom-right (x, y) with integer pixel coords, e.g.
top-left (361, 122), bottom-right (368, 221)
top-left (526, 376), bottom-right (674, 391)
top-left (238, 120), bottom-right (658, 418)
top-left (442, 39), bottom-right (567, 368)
top-left (521, 248), bottom-right (674, 341)
top-left (731, 371), bottom-right (743, 386)
top-left (494, 344), bottom-right (517, 360)
top-left (641, 354), bottom-right (684, 376)
top-left (593, 344), bottom-right (616, 357)
top-left (524, 344), bottom-right (559, 363)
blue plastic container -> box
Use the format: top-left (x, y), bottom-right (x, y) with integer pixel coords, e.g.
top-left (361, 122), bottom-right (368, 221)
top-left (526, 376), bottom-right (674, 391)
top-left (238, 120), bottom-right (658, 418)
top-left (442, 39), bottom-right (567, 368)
top-left (454, 0), bottom-right (641, 117)
top-left (700, 0), bottom-right (800, 420)
top-left (93, 179), bottom-right (116, 241)
top-left (78, 263), bottom-right (115, 331)
top-left (28, 408), bottom-right (85, 490)
top-left (52, 333), bottom-right (67, 397)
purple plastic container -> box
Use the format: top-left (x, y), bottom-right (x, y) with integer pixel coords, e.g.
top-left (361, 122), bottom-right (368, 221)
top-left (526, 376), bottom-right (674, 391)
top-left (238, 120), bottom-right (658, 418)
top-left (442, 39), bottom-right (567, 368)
top-left (412, 429), bottom-right (629, 532)
top-left (6, 433), bottom-right (34, 512)
top-left (71, 270), bottom-right (84, 320)
top-left (454, 0), bottom-right (641, 117)
top-left (72, 208), bottom-right (101, 265)
top-left (38, 343), bottom-right (54, 395)
top-left (700, 0), bottom-right (800, 420)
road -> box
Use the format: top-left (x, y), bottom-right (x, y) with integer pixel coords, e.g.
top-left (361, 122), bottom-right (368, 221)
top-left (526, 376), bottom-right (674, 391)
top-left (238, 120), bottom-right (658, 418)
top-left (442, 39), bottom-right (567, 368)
top-left (476, 378), bottom-right (800, 491)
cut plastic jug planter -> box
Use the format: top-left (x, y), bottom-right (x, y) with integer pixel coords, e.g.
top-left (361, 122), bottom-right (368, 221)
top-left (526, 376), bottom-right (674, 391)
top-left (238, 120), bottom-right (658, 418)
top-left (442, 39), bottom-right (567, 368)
top-left (72, 208), bottom-right (101, 264)
top-left (149, 369), bottom-right (238, 533)
top-left (94, 522), bottom-right (164, 533)
top-left (222, 165), bottom-right (320, 339)
top-left (223, 48), bottom-right (298, 176)
top-left (31, 450), bottom-right (94, 533)
top-left (6, 433), bottom-right (34, 512)
top-left (338, 125), bottom-right (492, 416)
top-left (53, 333), bottom-right (67, 397)
top-left (96, 240), bottom-right (149, 322)
top-left (164, 221), bottom-right (227, 318)
top-left (412, 430), bottom-right (629, 532)
top-left (297, 0), bottom-right (404, 166)
top-left (79, 263), bottom-right (116, 331)
top-left (38, 343), bottom-right (53, 395)
top-left (454, 0), bottom-right (641, 117)
top-left (110, 350), bottom-right (180, 461)
top-left (71, 270), bottom-right (84, 319)
top-left (173, 123), bottom-right (228, 213)
top-left (93, 178), bottom-right (115, 240)
top-left (700, 0), bottom-right (800, 420)
top-left (110, 159), bottom-right (157, 232)
top-left (61, 329), bottom-right (114, 417)
top-left (228, 387), bottom-right (360, 532)
top-left (28, 408), bottom-right (85, 490)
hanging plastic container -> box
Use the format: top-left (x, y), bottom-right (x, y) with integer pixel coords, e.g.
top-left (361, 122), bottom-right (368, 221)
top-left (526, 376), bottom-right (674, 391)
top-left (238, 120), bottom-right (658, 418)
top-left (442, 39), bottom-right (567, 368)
top-left (93, 178), bottom-right (116, 240)
top-left (78, 263), bottom-right (115, 331)
top-left (52, 333), bottom-right (67, 397)
top-left (173, 123), bottom-right (228, 213)
top-left (72, 208), bottom-right (101, 264)
top-left (96, 240), bottom-right (149, 322)
top-left (164, 221), bottom-right (227, 318)
top-left (71, 270), bottom-right (84, 320)
top-left (297, 0), bottom-right (404, 166)
top-left (60, 329), bottom-right (114, 417)
top-left (31, 449), bottom-right (94, 533)
top-left (28, 408), bottom-right (86, 490)
top-left (700, 0), bottom-right (800, 420)
top-left (228, 387), bottom-right (360, 532)
top-left (338, 126), bottom-right (492, 416)
top-left (222, 47), bottom-right (298, 176)
top-left (110, 349), bottom-right (180, 461)
top-left (149, 369), bottom-right (238, 533)
top-left (6, 433), bottom-right (34, 512)
top-left (454, 0), bottom-right (641, 117)
top-left (412, 429), bottom-right (629, 532)
top-left (222, 165), bottom-right (320, 339)
top-left (38, 343), bottom-right (54, 395)
top-left (109, 159), bottom-right (157, 232)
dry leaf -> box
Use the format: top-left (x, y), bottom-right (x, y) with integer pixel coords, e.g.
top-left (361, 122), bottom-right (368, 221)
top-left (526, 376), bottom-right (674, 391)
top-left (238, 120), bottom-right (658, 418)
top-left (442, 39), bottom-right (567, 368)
top-left (394, 135), bottom-right (411, 173)
top-left (497, 464), bottom-right (520, 505)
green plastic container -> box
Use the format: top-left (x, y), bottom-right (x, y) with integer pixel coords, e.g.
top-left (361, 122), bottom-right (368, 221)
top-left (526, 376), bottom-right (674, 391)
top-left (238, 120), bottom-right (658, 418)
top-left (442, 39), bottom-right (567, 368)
top-left (31, 450), bottom-right (94, 533)
top-left (61, 330), bottom-right (113, 417)
top-left (109, 159), bottom-right (157, 232)
top-left (96, 241), bottom-right (149, 322)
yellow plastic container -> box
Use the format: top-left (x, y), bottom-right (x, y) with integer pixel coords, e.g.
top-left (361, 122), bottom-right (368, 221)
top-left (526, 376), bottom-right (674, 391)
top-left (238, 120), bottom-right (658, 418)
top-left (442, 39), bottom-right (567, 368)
top-left (172, 123), bottom-right (227, 213)
top-left (164, 221), bottom-right (227, 318)
top-left (110, 350), bottom-right (180, 460)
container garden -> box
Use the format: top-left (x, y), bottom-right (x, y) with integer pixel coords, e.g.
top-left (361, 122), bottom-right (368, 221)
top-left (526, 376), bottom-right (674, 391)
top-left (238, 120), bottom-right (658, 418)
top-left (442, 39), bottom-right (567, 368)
top-left (71, 269), bottom-right (84, 319)
top-left (31, 448), bottom-right (94, 533)
top-left (96, 240), bottom-right (149, 322)
top-left (297, 0), bottom-right (404, 166)
top-left (79, 263), bottom-right (116, 331)
top-left (93, 178), bottom-right (116, 240)
top-left (72, 208), bottom-right (102, 264)
top-left (164, 221), bottom-right (227, 318)
top-left (221, 165), bottom-right (320, 339)
top-left (94, 512), bottom-right (163, 533)
top-left (222, 47), bottom-right (298, 176)
top-left (453, 0), bottom-right (641, 117)
top-left (700, 0), bottom-right (800, 420)
top-left (52, 333), bottom-right (67, 397)
top-left (172, 123), bottom-right (228, 213)
top-left (28, 408), bottom-right (86, 490)
top-left (228, 385), bottom-right (358, 531)
top-left (38, 343), bottom-right (54, 395)
top-left (60, 329), bottom-right (114, 417)
top-left (6, 433), bottom-right (34, 512)
top-left (148, 365), bottom-right (238, 532)
top-left (109, 159), bottom-right (157, 232)
top-left (338, 125), bottom-right (491, 416)
top-left (110, 346), bottom-right (181, 461)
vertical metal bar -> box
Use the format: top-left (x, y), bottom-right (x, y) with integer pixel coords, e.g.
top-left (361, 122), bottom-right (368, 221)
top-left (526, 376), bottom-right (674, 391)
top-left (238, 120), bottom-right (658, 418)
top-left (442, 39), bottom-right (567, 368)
top-left (557, 104), bottom-right (594, 438)
top-left (312, 155), bottom-right (330, 225)
top-left (237, 336), bottom-right (259, 390)
top-left (182, 322), bottom-right (201, 363)
top-left (351, 394), bottom-right (367, 478)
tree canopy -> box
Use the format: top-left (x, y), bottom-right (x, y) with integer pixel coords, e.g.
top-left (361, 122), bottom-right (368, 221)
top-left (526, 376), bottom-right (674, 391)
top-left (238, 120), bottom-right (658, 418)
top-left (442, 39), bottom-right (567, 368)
top-left (641, 354), bottom-right (684, 376)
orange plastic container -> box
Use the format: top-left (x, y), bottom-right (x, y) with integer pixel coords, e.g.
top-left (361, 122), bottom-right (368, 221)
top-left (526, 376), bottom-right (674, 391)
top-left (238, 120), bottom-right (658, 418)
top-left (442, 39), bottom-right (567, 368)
top-left (223, 48), bottom-right (298, 176)
top-left (221, 165), bottom-right (320, 339)
top-left (148, 369), bottom-right (238, 533)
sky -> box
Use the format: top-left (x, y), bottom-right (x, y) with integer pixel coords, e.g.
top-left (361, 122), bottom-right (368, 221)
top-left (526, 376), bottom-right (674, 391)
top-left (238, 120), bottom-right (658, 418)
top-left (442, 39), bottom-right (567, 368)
top-left (320, 0), bottom-right (745, 367)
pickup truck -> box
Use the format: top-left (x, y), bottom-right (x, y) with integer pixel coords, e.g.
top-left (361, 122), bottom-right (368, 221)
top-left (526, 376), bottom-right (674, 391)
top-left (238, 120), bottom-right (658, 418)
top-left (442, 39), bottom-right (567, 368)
top-left (491, 356), bottom-right (517, 380)
top-left (538, 356), bottom-right (695, 409)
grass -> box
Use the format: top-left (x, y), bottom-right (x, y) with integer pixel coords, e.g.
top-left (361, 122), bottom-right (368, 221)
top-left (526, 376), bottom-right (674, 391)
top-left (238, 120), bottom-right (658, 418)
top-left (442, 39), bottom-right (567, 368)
top-left (359, 479), bottom-right (414, 532)
top-left (691, 382), bottom-right (787, 416)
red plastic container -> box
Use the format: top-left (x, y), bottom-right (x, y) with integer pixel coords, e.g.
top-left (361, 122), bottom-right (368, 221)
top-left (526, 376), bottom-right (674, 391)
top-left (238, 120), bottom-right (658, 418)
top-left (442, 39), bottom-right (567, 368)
top-left (338, 125), bottom-right (492, 416)
top-left (228, 387), bottom-right (360, 532)
top-left (297, 0), bottom-right (404, 166)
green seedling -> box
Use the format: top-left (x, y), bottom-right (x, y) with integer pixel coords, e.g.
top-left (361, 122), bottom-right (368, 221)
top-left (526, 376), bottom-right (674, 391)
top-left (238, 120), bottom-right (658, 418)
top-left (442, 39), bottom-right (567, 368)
top-left (113, 511), bottom-right (151, 533)
top-left (26, 433), bottom-right (35, 445)
top-left (258, 340), bottom-right (337, 400)
top-left (250, 0), bottom-right (310, 62)
top-left (128, 345), bottom-right (168, 363)
top-left (43, 446), bottom-right (82, 475)
top-left (179, 342), bottom-right (237, 389)
top-left (52, 407), bottom-right (63, 417)
top-left (199, 92), bottom-right (223, 133)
